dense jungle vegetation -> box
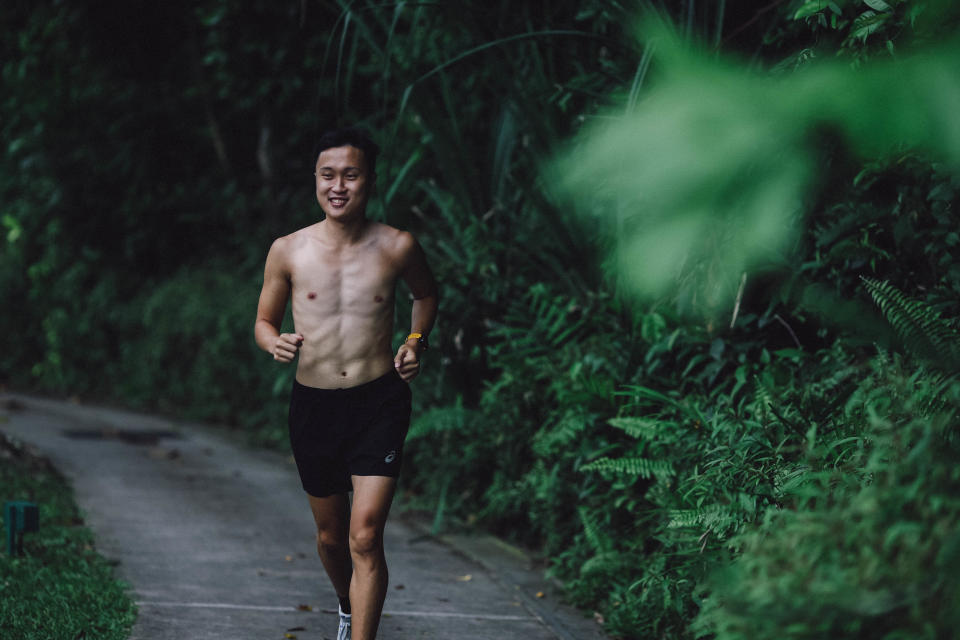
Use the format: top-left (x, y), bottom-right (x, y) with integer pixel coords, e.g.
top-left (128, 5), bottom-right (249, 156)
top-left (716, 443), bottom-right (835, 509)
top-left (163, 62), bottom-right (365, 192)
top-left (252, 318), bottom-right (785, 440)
top-left (3, 1), bottom-right (960, 637)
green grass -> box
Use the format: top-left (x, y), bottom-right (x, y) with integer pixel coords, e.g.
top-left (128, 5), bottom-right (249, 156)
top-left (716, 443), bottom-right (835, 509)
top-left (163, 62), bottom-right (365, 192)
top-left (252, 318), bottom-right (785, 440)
top-left (0, 429), bottom-right (137, 640)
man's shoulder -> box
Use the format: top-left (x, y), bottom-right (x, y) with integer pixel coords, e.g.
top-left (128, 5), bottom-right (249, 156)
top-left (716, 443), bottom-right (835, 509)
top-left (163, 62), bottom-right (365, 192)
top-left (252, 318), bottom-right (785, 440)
top-left (368, 221), bottom-right (415, 252)
top-left (271, 224), bottom-right (318, 252)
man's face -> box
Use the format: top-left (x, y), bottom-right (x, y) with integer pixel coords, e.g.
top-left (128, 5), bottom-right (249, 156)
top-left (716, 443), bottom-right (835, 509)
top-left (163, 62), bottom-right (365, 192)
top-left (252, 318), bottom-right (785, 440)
top-left (314, 145), bottom-right (372, 222)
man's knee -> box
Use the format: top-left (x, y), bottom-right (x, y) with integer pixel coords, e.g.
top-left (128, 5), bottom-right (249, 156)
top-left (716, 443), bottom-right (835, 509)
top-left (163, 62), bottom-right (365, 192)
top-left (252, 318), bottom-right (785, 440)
top-left (317, 527), bottom-right (348, 554)
top-left (349, 525), bottom-right (383, 558)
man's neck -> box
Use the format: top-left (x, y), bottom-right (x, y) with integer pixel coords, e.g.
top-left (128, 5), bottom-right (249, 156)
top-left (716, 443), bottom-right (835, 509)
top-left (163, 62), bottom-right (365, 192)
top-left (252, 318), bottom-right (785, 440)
top-left (319, 215), bottom-right (368, 246)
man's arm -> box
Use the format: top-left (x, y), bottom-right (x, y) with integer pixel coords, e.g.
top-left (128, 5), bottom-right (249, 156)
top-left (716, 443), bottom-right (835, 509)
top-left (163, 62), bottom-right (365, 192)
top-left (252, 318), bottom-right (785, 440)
top-left (394, 233), bottom-right (438, 382)
top-left (255, 238), bottom-right (303, 363)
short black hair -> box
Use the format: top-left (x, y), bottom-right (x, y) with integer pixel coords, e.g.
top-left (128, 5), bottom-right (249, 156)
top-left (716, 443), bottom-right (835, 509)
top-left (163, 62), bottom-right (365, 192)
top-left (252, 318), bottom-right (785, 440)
top-left (315, 126), bottom-right (380, 178)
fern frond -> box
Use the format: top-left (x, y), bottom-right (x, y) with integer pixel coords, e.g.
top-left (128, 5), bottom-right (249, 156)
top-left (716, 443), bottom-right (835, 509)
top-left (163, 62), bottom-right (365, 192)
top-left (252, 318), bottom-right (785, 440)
top-left (861, 277), bottom-right (960, 375)
top-left (579, 551), bottom-right (623, 577)
top-left (407, 401), bottom-right (472, 440)
top-left (752, 375), bottom-right (774, 419)
top-left (607, 416), bottom-right (665, 439)
top-left (579, 506), bottom-right (613, 554)
top-left (533, 411), bottom-right (592, 456)
top-left (581, 456), bottom-right (675, 479)
top-left (489, 283), bottom-right (591, 361)
top-left (666, 509), bottom-right (703, 528)
top-left (666, 504), bottom-right (743, 532)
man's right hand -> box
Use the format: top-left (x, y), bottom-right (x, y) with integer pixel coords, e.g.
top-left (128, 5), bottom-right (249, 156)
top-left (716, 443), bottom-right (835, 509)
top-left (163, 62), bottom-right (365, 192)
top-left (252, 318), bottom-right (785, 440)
top-left (272, 333), bottom-right (304, 363)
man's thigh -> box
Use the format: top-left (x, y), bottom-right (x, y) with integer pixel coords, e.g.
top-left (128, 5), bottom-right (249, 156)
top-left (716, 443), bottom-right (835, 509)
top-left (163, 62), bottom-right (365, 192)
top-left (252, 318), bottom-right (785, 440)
top-left (350, 476), bottom-right (397, 533)
top-left (309, 492), bottom-right (350, 538)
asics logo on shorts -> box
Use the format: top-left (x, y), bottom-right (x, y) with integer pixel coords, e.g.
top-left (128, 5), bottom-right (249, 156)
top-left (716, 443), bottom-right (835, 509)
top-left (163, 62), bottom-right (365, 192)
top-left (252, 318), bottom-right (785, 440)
top-left (384, 450), bottom-right (397, 463)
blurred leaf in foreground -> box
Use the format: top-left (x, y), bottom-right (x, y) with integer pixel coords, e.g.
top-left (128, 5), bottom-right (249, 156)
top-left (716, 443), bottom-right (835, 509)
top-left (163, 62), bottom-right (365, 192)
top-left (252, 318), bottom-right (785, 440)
top-left (553, 16), bottom-right (960, 304)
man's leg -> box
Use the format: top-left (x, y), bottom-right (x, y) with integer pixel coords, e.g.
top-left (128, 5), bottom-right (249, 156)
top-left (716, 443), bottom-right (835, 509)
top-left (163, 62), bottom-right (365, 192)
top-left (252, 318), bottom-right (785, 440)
top-left (308, 492), bottom-right (353, 610)
top-left (348, 475), bottom-right (397, 640)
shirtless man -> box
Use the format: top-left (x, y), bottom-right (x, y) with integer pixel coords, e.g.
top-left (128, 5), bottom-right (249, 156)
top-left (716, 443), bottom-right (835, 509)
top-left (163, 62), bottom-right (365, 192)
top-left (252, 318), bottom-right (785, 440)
top-left (254, 127), bottom-right (438, 640)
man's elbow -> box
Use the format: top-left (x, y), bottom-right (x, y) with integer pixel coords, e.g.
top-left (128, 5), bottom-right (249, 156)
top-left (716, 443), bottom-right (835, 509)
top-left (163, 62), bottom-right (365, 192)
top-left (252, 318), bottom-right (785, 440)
top-left (413, 290), bottom-right (439, 305)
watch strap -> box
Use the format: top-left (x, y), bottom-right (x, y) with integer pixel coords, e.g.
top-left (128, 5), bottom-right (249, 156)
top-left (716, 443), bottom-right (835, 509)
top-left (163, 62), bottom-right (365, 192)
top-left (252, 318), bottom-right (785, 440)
top-left (406, 332), bottom-right (428, 349)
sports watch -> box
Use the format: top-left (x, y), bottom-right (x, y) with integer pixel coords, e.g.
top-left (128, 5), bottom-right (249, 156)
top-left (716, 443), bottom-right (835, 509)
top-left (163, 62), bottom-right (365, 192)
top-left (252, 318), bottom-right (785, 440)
top-left (406, 332), bottom-right (429, 350)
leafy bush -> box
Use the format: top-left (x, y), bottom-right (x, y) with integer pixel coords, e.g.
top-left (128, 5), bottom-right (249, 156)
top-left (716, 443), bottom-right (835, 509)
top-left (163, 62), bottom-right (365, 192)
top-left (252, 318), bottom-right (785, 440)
top-left (694, 357), bottom-right (960, 639)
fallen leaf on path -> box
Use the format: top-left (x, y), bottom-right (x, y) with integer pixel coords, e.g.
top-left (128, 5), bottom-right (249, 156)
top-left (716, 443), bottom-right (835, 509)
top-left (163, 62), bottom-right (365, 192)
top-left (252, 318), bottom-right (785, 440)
top-left (395, 584), bottom-right (405, 590)
top-left (296, 604), bottom-right (312, 611)
top-left (148, 447), bottom-right (180, 460)
top-left (536, 591), bottom-right (545, 599)
top-left (285, 555), bottom-right (293, 562)
top-left (456, 574), bottom-right (472, 582)
top-left (284, 634), bottom-right (297, 639)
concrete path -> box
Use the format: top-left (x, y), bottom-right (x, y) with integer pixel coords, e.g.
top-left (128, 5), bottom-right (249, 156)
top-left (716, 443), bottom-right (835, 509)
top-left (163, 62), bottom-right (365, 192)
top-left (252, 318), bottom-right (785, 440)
top-left (0, 393), bottom-right (607, 640)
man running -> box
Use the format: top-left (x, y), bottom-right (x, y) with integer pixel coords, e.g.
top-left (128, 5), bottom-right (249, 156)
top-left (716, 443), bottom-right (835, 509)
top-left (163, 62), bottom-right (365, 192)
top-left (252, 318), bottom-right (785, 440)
top-left (254, 126), bottom-right (438, 640)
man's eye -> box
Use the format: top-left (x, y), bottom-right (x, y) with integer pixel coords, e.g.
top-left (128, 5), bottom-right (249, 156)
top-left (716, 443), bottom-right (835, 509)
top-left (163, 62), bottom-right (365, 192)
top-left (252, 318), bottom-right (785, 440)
top-left (346, 174), bottom-right (359, 180)
top-left (320, 174), bottom-right (333, 180)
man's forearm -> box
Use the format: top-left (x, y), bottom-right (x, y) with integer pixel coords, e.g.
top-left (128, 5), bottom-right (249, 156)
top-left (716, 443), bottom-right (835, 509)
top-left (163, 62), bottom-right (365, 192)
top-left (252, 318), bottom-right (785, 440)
top-left (408, 294), bottom-right (438, 338)
top-left (254, 319), bottom-right (281, 354)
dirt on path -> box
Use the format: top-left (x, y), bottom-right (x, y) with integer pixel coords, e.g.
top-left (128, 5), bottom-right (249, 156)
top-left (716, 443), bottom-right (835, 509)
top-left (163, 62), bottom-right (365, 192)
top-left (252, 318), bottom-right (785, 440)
top-left (0, 393), bottom-right (607, 640)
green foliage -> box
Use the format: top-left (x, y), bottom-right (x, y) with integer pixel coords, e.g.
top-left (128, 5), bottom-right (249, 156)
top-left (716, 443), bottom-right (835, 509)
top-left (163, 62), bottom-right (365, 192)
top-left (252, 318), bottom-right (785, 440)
top-left (862, 277), bottom-right (960, 373)
top-left (4, 1), bottom-right (960, 638)
top-left (580, 454), bottom-right (675, 480)
top-left (0, 434), bottom-right (137, 639)
top-left (401, 399), bottom-right (494, 532)
top-left (554, 9), bottom-right (960, 302)
top-left (693, 359), bottom-right (960, 640)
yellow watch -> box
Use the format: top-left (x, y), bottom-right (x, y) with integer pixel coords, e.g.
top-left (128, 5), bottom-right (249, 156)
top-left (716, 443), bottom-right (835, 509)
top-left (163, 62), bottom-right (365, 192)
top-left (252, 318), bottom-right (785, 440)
top-left (406, 332), bottom-right (428, 350)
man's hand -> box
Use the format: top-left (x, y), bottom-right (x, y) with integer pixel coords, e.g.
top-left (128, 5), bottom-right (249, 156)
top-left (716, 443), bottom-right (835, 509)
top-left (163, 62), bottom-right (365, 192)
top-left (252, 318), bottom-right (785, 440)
top-left (272, 333), bottom-right (303, 363)
top-left (394, 342), bottom-right (423, 382)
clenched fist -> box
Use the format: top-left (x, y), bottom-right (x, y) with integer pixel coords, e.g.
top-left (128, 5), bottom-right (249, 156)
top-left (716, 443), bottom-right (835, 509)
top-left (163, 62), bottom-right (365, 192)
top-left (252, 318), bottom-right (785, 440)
top-left (272, 333), bottom-right (303, 363)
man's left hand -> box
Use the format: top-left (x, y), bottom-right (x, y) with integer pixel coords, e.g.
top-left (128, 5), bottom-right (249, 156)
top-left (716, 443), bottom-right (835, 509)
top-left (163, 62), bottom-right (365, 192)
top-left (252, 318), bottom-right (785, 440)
top-left (394, 343), bottom-right (422, 382)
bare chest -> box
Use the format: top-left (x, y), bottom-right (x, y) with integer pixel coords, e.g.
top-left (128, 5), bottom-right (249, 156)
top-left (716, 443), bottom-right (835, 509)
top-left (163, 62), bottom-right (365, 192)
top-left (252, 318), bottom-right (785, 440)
top-left (289, 242), bottom-right (399, 315)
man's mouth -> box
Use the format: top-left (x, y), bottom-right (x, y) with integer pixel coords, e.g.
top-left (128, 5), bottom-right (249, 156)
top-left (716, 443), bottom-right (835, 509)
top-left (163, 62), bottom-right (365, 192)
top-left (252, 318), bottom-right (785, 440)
top-left (329, 197), bottom-right (348, 208)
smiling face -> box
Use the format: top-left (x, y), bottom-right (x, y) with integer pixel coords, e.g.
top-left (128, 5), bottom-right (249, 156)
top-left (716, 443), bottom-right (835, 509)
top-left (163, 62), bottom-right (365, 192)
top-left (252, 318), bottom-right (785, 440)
top-left (314, 145), bottom-right (372, 222)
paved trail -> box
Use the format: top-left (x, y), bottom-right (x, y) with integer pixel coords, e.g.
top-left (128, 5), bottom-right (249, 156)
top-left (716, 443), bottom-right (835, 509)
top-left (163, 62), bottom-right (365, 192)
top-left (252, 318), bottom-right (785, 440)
top-left (0, 394), bottom-right (606, 640)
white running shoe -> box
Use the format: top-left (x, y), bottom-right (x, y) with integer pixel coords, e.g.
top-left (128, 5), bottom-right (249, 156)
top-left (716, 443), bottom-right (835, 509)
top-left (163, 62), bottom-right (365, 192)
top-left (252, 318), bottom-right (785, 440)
top-left (338, 605), bottom-right (351, 640)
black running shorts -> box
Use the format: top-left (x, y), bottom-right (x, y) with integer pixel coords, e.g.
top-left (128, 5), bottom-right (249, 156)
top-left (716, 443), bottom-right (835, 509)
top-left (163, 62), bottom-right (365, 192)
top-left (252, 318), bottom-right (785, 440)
top-left (288, 370), bottom-right (412, 497)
